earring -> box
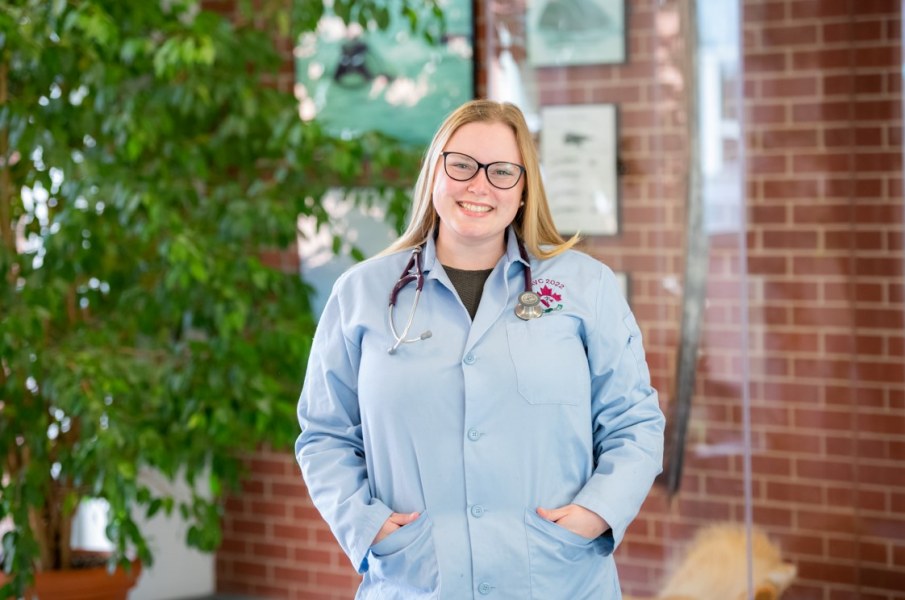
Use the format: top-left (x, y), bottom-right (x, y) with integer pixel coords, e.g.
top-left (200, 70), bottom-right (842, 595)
top-left (519, 201), bottom-right (525, 207)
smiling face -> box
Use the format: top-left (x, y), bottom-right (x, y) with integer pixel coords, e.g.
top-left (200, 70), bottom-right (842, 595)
top-left (432, 121), bottom-right (525, 267)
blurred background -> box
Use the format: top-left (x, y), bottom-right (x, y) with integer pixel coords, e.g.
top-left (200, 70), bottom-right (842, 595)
top-left (2, 1), bottom-right (902, 599)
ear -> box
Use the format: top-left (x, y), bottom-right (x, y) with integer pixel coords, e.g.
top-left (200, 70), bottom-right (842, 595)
top-left (767, 563), bottom-right (797, 590)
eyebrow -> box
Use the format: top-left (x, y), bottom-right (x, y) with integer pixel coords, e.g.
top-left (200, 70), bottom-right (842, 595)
top-left (445, 151), bottom-right (522, 164)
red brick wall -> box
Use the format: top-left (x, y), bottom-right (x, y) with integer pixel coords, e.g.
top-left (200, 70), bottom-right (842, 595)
top-left (216, 1), bottom-right (905, 598)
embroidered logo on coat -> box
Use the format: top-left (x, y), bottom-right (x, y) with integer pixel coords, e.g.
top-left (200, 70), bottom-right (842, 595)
top-left (534, 282), bottom-right (565, 314)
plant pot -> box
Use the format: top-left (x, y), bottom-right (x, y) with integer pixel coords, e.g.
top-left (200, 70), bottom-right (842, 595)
top-left (2, 554), bottom-right (142, 600)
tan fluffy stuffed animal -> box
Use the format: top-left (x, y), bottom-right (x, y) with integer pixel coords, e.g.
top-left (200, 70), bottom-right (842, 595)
top-left (626, 523), bottom-right (796, 600)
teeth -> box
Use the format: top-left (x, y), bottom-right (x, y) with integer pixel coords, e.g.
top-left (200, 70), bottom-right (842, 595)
top-left (459, 202), bottom-right (491, 213)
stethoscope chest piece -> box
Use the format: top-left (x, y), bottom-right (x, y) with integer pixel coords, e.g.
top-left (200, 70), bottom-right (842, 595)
top-left (515, 291), bottom-right (543, 320)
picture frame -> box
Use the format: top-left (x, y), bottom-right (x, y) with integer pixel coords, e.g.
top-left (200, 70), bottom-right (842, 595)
top-left (526, 0), bottom-right (626, 67)
top-left (540, 103), bottom-right (620, 236)
top-left (294, 1), bottom-right (474, 145)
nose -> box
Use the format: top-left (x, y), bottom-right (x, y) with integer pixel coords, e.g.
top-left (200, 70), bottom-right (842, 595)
top-left (467, 166), bottom-right (492, 192)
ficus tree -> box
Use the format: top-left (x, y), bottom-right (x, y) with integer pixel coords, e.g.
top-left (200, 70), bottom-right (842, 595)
top-left (0, 0), bottom-right (438, 593)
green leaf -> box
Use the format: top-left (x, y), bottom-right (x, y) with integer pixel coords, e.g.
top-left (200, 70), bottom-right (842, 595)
top-left (0, 0), bottom-right (427, 590)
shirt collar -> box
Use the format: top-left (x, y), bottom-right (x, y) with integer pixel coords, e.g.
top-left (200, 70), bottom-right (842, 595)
top-left (421, 226), bottom-right (529, 277)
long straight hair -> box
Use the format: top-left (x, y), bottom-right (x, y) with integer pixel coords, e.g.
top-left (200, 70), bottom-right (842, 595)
top-left (382, 100), bottom-right (579, 259)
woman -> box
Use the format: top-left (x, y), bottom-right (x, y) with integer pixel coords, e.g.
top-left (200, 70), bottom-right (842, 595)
top-left (296, 99), bottom-right (664, 599)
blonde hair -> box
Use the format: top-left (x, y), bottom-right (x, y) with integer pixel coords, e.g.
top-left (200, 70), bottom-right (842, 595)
top-left (382, 99), bottom-right (579, 259)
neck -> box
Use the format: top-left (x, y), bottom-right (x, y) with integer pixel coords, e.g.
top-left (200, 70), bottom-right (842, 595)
top-left (436, 233), bottom-right (505, 270)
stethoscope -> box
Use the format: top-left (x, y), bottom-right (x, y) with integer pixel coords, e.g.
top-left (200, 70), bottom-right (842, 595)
top-left (387, 238), bottom-right (543, 354)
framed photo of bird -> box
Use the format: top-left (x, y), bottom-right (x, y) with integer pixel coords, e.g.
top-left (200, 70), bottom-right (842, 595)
top-left (295, 0), bottom-right (474, 145)
top-left (527, 0), bottom-right (626, 67)
top-left (540, 103), bottom-right (620, 236)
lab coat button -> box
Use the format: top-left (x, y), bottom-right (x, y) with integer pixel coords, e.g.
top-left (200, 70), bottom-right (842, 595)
top-left (467, 428), bottom-right (482, 441)
top-left (463, 352), bottom-right (476, 365)
top-left (478, 582), bottom-right (493, 595)
top-left (470, 504), bottom-right (485, 518)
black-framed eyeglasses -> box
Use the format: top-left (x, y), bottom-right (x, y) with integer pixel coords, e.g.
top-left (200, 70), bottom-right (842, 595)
top-left (441, 151), bottom-right (526, 190)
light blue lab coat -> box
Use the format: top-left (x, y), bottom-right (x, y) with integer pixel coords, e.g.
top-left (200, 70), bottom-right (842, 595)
top-left (296, 229), bottom-right (665, 600)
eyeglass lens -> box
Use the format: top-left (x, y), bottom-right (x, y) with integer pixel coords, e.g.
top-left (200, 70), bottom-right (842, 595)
top-left (443, 152), bottom-right (524, 190)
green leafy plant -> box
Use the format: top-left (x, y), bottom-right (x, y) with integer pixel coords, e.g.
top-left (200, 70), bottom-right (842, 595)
top-left (0, 0), bottom-right (435, 593)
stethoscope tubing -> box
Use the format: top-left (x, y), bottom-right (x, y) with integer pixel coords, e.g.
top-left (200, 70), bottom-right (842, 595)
top-left (386, 237), bottom-right (540, 355)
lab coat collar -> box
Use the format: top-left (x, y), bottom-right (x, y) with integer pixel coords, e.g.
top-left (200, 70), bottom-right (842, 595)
top-left (421, 226), bottom-right (528, 278)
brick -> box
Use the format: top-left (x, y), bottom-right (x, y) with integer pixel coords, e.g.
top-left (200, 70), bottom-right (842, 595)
top-left (744, 1), bottom-right (786, 22)
top-left (761, 75), bottom-right (820, 98)
top-left (855, 308), bottom-right (905, 330)
top-left (854, 46), bottom-right (901, 69)
top-left (828, 538), bottom-right (889, 563)
top-left (252, 541), bottom-right (290, 560)
top-left (823, 20), bottom-right (885, 43)
top-left (797, 459), bottom-right (856, 483)
top-left (792, 100), bottom-right (852, 123)
top-left (765, 330), bottom-right (820, 353)
top-left (854, 152), bottom-right (904, 172)
top-left (825, 435), bottom-right (887, 460)
top-left (824, 126), bottom-right (885, 147)
top-left (752, 505), bottom-right (795, 528)
top-left (824, 230), bottom-right (885, 251)
top-left (751, 454), bottom-right (794, 477)
top-left (824, 333), bottom-right (884, 355)
top-left (790, 0), bottom-right (851, 19)
top-left (232, 559), bottom-right (268, 578)
top-left (749, 153), bottom-right (789, 174)
top-left (764, 23), bottom-right (819, 45)
top-left (272, 565), bottom-right (312, 583)
top-left (251, 499), bottom-right (289, 518)
top-left (747, 51), bottom-right (790, 74)
top-left (792, 152), bottom-right (852, 173)
top-left (756, 380), bottom-right (821, 404)
top-left (747, 103), bottom-right (788, 124)
top-left (765, 480), bottom-right (823, 504)
top-left (827, 178), bottom-right (884, 199)
top-left (826, 385), bottom-right (885, 408)
top-left (852, 412), bottom-right (905, 435)
top-left (863, 516), bottom-right (905, 540)
top-left (792, 256), bottom-right (853, 277)
top-left (824, 73), bottom-right (885, 95)
top-left (762, 128), bottom-right (819, 148)
top-left (859, 567), bottom-right (905, 594)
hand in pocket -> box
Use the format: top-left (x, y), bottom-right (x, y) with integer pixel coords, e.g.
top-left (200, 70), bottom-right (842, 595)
top-left (536, 504), bottom-right (609, 540)
top-left (372, 511), bottom-right (420, 545)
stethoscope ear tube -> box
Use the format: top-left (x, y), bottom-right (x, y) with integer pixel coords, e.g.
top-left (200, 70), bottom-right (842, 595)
top-left (387, 288), bottom-right (433, 354)
top-left (387, 237), bottom-right (540, 355)
top-left (387, 247), bottom-right (432, 354)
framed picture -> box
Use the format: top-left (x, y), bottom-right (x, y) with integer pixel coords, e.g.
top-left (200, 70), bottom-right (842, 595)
top-left (541, 104), bottom-right (620, 235)
top-left (295, 1), bottom-right (474, 145)
top-left (527, 0), bottom-right (626, 67)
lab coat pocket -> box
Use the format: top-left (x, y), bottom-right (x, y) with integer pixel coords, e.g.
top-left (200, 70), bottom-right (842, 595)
top-left (366, 511), bottom-right (439, 597)
top-left (506, 318), bottom-right (590, 405)
top-left (524, 510), bottom-right (608, 600)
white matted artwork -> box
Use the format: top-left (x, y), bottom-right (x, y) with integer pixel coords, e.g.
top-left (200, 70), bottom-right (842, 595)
top-left (527, 0), bottom-right (626, 67)
top-left (541, 103), bottom-right (619, 235)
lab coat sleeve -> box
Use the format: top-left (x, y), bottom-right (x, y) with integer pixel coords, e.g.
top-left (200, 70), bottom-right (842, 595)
top-left (572, 265), bottom-right (665, 551)
top-left (295, 281), bottom-right (393, 573)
